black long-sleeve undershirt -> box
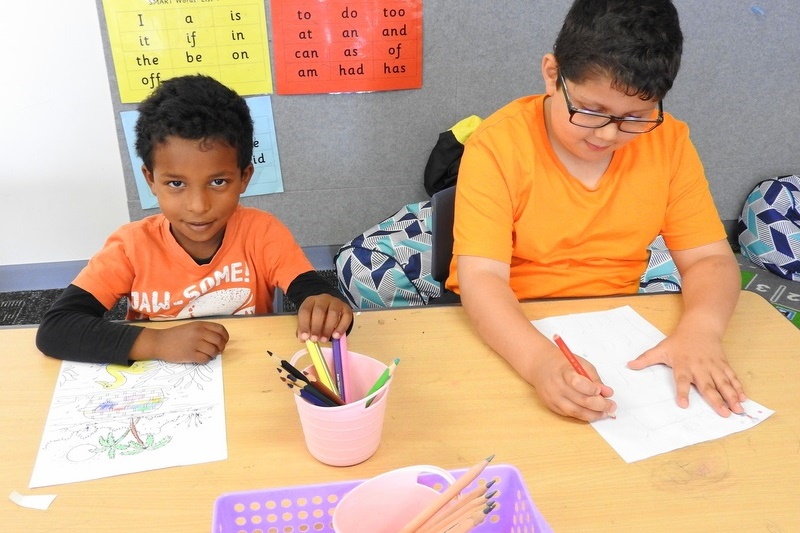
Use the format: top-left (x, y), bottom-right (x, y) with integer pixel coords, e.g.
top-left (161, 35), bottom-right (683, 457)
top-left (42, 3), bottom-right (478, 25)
top-left (35, 284), bottom-right (142, 365)
top-left (35, 270), bottom-right (352, 364)
top-left (285, 270), bottom-right (349, 310)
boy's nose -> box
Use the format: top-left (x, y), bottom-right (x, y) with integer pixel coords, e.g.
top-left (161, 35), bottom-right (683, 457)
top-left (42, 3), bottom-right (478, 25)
top-left (593, 121), bottom-right (621, 142)
top-left (186, 189), bottom-right (211, 213)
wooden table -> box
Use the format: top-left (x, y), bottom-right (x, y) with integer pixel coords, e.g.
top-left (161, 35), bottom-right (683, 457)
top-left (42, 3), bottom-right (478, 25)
top-left (2, 291), bottom-right (798, 532)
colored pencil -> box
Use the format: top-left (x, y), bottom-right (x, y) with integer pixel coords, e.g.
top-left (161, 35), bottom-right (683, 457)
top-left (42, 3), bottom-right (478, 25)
top-left (332, 336), bottom-right (346, 403)
top-left (421, 480), bottom-right (495, 528)
top-left (280, 359), bottom-right (311, 384)
top-left (417, 480), bottom-right (497, 533)
top-left (441, 501), bottom-right (496, 533)
top-left (552, 334), bottom-right (591, 380)
top-left (267, 350), bottom-right (307, 383)
top-left (338, 333), bottom-right (350, 400)
top-left (364, 358), bottom-right (399, 407)
top-left (277, 367), bottom-right (344, 406)
top-left (280, 377), bottom-right (329, 407)
top-left (268, 350), bottom-right (344, 406)
top-left (553, 334), bottom-right (616, 419)
top-left (398, 454), bottom-right (495, 533)
top-left (280, 376), bottom-right (338, 407)
top-left (305, 340), bottom-right (338, 395)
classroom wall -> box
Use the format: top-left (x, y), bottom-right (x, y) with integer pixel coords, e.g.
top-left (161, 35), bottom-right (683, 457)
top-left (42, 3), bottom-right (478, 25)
top-left (0, 1), bottom-right (130, 267)
top-left (2, 1), bottom-right (799, 269)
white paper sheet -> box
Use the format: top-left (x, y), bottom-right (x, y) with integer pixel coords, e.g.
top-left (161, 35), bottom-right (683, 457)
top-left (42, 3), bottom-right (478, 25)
top-left (30, 357), bottom-right (227, 488)
top-left (531, 306), bottom-right (774, 462)
top-left (9, 490), bottom-right (56, 510)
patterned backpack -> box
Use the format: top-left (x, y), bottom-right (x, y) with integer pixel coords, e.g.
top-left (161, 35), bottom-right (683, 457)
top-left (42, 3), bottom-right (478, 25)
top-left (335, 202), bottom-right (443, 308)
top-left (639, 235), bottom-right (681, 293)
top-left (738, 175), bottom-right (800, 281)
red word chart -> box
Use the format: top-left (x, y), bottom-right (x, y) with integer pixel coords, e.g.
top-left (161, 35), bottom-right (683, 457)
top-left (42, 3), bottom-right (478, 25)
top-left (102, 0), bottom-right (273, 103)
top-left (270, 0), bottom-right (422, 95)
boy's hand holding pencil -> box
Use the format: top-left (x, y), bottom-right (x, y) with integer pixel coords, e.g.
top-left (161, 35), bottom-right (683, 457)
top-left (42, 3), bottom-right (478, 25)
top-left (296, 294), bottom-right (353, 344)
top-left (550, 334), bottom-right (616, 420)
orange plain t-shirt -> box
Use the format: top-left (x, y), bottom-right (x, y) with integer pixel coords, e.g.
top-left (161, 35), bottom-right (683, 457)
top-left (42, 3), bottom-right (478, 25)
top-left (447, 94), bottom-right (726, 299)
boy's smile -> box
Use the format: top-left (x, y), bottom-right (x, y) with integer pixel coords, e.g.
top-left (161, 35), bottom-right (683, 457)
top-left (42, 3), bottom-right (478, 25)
top-left (142, 136), bottom-right (253, 260)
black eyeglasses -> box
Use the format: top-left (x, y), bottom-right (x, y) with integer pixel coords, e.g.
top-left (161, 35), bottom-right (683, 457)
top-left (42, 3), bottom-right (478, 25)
top-left (558, 71), bottom-right (663, 134)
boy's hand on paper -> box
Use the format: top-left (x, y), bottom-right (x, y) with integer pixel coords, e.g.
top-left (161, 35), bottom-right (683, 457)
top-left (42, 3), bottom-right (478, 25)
top-left (296, 295), bottom-right (353, 344)
top-left (131, 322), bottom-right (229, 363)
top-left (627, 330), bottom-right (746, 417)
top-left (531, 348), bottom-right (616, 422)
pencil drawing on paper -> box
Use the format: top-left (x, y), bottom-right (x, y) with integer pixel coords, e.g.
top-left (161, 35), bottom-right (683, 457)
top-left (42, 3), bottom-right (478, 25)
top-left (30, 357), bottom-right (227, 488)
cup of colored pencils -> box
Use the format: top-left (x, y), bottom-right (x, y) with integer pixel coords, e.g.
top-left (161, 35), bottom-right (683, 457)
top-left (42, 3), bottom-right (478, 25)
top-left (268, 336), bottom-right (399, 466)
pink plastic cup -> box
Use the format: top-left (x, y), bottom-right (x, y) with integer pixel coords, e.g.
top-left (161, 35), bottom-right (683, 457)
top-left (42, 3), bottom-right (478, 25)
top-left (289, 347), bottom-right (393, 467)
top-left (332, 465), bottom-right (456, 533)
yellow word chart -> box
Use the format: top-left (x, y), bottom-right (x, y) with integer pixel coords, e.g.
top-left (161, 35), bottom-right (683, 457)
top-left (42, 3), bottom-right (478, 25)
top-left (101, 0), bottom-right (273, 103)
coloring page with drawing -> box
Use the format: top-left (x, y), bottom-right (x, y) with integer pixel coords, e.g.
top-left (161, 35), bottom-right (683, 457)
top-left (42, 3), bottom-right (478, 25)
top-left (29, 357), bottom-right (226, 488)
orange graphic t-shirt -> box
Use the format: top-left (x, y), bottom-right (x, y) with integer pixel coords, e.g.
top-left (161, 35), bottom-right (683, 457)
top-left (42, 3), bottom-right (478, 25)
top-left (74, 206), bottom-right (313, 320)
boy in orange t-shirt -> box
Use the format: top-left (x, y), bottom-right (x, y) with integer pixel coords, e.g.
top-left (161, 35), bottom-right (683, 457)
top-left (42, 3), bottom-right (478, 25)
top-left (449, 0), bottom-right (745, 422)
top-left (37, 75), bottom-right (353, 365)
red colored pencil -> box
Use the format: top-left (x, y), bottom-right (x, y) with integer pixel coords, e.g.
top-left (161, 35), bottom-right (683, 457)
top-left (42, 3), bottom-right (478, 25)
top-left (552, 334), bottom-right (591, 380)
top-left (554, 334), bottom-right (616, 419)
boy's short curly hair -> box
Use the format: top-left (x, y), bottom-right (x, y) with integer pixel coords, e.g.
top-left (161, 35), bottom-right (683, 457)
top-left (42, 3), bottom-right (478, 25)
top-left (135, 75), bottom-right (254, 172)
top-left (554, 0), bottom-right (683, 101)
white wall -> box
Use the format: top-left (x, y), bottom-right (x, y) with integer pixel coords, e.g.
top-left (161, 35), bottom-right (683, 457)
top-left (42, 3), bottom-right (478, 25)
top-left (0, 1), bottom-right (129, 266)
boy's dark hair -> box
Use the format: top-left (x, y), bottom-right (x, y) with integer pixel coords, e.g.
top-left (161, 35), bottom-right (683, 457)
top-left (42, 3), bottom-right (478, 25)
top-left (135, 75), bottom-right (254, 172)
top-left (554, 0), bottom-right (682, 101)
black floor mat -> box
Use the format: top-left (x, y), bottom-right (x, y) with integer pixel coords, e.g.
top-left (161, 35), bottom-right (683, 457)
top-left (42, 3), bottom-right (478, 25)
top-left (0, 271), bottom-right (340, 326)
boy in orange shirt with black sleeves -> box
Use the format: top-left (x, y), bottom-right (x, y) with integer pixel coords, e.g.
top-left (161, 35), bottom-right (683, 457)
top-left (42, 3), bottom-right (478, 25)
top-left (448, 0), bottom-right (745, 422)
top-left (37, 75), bottom-right (352, 365)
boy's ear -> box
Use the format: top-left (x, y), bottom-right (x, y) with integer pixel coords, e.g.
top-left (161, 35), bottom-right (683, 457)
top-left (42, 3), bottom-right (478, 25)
top-left (239, 164), bottom-right (254, 194)
top-left (542, 53), bottom-right (559, 97)
top-left (142, 165), bottom-right (156, 191)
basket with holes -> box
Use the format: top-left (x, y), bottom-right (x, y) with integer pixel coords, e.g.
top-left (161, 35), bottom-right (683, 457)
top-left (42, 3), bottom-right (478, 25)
top-left (212, 464), bottom-right (552, 533)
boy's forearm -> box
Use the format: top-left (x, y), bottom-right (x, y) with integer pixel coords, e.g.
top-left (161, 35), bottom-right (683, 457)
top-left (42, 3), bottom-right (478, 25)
top-left (35, 284), bottom-right (141, 365)
top-left (676, 253), bottom-right (740, 337)
top-left (459, 273), bottom-right (553, 381)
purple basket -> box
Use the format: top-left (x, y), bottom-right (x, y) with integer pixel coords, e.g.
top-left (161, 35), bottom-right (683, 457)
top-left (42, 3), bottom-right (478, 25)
top-left (212, 463), bottom-right (552, 532)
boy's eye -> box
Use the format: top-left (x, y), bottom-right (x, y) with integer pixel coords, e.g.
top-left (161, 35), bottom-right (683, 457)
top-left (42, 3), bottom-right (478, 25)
top-left (210, 178), bottom-right (228, 187)
top-left (167, 180), bottom-right (185, 188)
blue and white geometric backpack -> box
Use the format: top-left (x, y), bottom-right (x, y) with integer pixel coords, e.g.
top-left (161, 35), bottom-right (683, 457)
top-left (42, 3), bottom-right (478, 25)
top-left (638, 235), bottom-right (682, 293)
top-left (738, 174), bottom-right (800, 281)
top-left (335, 201), bottom-right (443, 308)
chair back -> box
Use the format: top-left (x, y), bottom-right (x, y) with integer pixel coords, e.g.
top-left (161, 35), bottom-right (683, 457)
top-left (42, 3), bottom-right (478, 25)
top-left (430, 186), bottom-right (456, 284)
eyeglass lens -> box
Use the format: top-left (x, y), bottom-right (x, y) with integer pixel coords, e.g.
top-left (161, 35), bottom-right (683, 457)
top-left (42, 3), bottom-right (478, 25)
top-left (569, 110), bottom-right (660, 133)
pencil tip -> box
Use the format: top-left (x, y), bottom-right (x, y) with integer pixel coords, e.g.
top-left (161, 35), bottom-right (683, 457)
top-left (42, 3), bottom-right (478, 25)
top-left (266, 350), bottom-right (274, 356)
top-left (486, 454), bottom-right (495, 462)
top-left (485, 479), bottom-right (497, 489)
